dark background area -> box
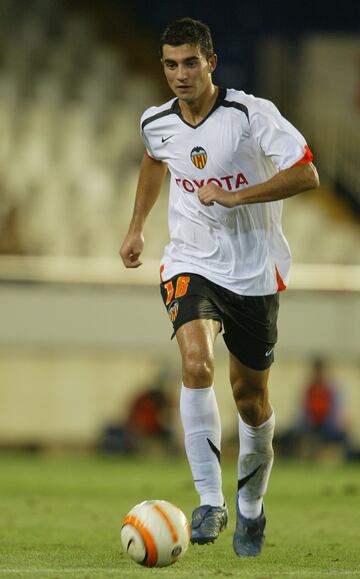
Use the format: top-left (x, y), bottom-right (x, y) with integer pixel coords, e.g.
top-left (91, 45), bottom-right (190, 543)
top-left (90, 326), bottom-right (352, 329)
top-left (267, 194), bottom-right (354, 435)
top-left (68, 0), bottom-right (360, 94)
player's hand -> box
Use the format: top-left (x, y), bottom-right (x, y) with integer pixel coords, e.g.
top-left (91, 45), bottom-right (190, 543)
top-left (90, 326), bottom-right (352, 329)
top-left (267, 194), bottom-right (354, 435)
top-left (197, 183), bottom-right (236, 208)
top-left (119, 231), bottom-right (144, 268)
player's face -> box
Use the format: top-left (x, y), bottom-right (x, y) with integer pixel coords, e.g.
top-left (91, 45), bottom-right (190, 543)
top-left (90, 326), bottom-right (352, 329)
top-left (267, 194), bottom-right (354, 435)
top-left (161, 44), bottom-right (217, 103)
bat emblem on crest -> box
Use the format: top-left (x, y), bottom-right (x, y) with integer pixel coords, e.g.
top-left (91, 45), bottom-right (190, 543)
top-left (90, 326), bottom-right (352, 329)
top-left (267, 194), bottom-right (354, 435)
top-left (191, 146), bottom-right (207, 169)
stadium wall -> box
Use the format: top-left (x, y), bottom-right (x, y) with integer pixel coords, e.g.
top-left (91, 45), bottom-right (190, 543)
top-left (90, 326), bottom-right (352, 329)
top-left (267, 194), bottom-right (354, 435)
top-left (0, 282), bottom-right (359, 449)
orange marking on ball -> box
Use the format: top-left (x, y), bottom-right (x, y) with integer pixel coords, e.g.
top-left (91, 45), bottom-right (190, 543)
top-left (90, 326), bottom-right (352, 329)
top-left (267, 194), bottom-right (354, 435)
top-left (170, 501), bottom-right (190, 539)
top-left (153, 504), bottom-right (179, 543)
top-left (122, 514), bottom-right (158, 566)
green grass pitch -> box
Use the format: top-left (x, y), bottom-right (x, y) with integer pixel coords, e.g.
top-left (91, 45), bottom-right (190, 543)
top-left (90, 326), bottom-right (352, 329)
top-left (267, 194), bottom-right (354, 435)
top-left (0, 452), bottom-right (359, 578)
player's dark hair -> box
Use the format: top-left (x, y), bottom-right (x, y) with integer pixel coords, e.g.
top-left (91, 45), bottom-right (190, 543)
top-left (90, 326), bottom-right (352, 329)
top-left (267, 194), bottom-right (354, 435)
top-left (160, 17), bottom-right (214, 60)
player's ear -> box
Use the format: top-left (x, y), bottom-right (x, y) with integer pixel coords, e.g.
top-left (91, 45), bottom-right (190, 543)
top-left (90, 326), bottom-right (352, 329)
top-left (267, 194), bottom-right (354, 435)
top-left (208, 54), bottom-right (217, 73)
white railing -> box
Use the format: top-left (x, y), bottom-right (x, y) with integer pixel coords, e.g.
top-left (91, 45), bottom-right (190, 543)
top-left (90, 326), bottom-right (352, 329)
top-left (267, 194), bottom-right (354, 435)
top-left (0, 255), bottom-right (359, 292)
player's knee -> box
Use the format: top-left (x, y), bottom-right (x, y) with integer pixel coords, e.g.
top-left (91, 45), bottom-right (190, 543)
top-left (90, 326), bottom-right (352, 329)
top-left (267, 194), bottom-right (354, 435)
top-left (182, 352), bottom-right (214, 388)
top-left (232, 382), bottom-right (269, 425)
top-left (237, 398), bottom-right (268, 426)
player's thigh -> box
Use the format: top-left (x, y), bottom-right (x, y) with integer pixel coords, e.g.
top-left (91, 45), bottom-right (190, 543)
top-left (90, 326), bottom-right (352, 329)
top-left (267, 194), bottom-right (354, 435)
top-left (176, 318), bottom-right (221, 356)
top-left (176, 319), bottom-right (221, 388)
top-left (160, 273), bottom-right (222, 337)
top-left (159, 273), bottom-right (222, 386)
top-left (222, 294), bottom-right (279, 371)
top-left (229, 351), bottom-right (270, 401)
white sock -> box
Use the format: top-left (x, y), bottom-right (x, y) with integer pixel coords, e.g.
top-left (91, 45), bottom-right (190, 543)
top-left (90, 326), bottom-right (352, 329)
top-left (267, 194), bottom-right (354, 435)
top-left (237, 411), bottom-right (275, 519)
top-left (180, 384), bottom-right (224, 507)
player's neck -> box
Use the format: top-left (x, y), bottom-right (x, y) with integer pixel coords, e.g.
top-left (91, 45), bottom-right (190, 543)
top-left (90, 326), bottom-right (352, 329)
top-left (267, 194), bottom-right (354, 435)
top-left (178, 84), bottom-right (219, 126)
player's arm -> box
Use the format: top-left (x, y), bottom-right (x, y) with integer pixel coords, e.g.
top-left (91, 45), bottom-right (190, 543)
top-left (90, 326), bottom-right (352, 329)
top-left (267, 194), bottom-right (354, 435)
top-left (120, 153), bottom-right (168, 268)
top-left (198, 162), bottom-right (319, 208)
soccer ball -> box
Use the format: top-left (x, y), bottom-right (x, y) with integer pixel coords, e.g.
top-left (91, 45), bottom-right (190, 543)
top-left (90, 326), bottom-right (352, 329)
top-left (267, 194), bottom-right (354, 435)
top-left (120, 499), bottom-right (190, 567)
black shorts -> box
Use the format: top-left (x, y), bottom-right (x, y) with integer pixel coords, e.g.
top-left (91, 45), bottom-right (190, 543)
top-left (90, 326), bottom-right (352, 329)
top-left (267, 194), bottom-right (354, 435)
top-left (160, 272), bottom-right (279, 371)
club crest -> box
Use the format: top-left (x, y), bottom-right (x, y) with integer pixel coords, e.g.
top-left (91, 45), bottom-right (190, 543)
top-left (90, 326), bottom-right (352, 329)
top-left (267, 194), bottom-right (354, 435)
top-left (190, 146), bottom-right (207, 169)
top-left (168, 300), bottom-right (179, 322)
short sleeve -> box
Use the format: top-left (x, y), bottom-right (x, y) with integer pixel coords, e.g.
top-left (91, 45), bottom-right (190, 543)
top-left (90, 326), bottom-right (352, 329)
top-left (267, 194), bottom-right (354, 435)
top-left (140, 111), bottom-right (159, 160)
top-left (250, 99), bottom-right (311, 170)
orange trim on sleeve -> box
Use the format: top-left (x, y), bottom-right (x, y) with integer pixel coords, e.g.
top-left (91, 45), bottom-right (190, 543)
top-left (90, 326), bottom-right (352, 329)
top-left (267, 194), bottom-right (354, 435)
top-left (275, 266), bottom-right (287, 292)
top-left (293, 144), bottom-right (313, 166)
top-left (159, 264), bottom-right (164, 282)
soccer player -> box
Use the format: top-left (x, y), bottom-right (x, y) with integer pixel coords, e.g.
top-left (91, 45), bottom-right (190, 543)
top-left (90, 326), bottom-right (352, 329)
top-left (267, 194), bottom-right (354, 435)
top-left (120, 17), bottom-right (319, 557)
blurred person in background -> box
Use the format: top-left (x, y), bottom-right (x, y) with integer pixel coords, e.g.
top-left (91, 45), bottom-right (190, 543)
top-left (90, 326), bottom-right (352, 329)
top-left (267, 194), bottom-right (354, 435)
top-left (125, 370), bottom-right (176, 454)
top-left (120, 17), bottom-right (319, 557)
top-left (101, 369), bottom-right (176, 455)
top-left (297, 357), bottom-right (350, 459)
top-left (274, 357), bottom-right (352, 461)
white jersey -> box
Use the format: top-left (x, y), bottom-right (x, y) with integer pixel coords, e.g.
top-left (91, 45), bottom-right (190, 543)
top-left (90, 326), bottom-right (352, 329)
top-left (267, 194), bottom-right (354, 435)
top-left (140, 87), bottom-right (312, 295)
